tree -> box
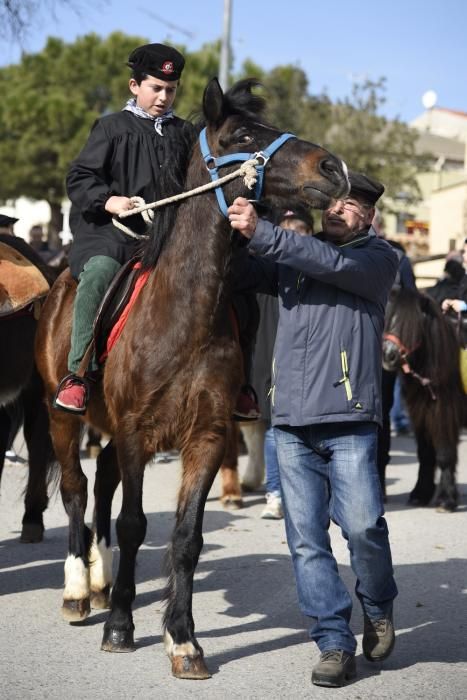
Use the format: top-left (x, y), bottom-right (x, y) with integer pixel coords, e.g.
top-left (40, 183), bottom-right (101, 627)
top-left (0, 32), bottom-right (148, 245)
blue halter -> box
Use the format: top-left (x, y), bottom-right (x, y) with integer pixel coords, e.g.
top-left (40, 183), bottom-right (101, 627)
top-left (199, 127), bottom-right (296, 217)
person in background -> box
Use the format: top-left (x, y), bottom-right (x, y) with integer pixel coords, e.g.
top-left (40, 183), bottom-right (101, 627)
top-left (250, 205), bottom-right (314, 519)
top-left (228, 171), bottom-right (398, 688)
top-left (0, 214), bottom-right (18, 235)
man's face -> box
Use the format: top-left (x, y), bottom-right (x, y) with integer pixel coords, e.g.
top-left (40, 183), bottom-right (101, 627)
top-left (129, 75), bottom-right (178, 117)
top-left (462, 243), bottom-right (467, 269)
top-left (322, 196), bottom-right (374, 244)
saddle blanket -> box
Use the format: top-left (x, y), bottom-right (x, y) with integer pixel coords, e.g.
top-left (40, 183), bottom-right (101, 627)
top-left (0, 241), bottom-right (50, 317)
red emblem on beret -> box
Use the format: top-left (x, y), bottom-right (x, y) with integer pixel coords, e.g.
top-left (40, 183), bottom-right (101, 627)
top-left (162, 61), bottom-right (174, 75)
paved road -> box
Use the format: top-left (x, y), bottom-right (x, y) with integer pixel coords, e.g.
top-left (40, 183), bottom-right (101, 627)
top-left (1, 431), bottom-right (466, 699)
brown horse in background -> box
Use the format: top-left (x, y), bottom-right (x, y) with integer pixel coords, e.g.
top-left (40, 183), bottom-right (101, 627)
top-left (35, 78), bottom-right (348, 679)
top-left (0, 234), bottom-right (58, 542)
top-left (383, 287), bottom-right (465, 512)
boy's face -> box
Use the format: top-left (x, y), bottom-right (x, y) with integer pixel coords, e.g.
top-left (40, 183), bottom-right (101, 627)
top-left (129, 75), bottom-right (178, 117)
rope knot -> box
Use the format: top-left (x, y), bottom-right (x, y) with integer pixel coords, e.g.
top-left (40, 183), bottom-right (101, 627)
top-left (240, 159), bottom-right (259, 190)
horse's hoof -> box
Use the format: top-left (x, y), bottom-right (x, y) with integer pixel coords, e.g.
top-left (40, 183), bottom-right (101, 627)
top-left (91, 585), bottom-right (111, 609)
top-left (20, 522), bottom-right (44, 543)
top-left (435, 502), bottom-right (457, 513)
top-left (101, 627), bottom-right (135, 652)
top-left (407, 495), bottom-right (431, 507)
top-left (221, 495), bottom-right (243, 510)
top-left (62, 597), bottom-right (91, 622)
top-left (171, 654), bottom-right (211, 679)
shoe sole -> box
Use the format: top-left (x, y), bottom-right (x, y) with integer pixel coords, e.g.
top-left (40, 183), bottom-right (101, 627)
top-left (312, 669), bottom-right (357, 687)
top-left (363, 637), bottom-right (395, 662)
top-left (53, 398), bottom-right (87, 415)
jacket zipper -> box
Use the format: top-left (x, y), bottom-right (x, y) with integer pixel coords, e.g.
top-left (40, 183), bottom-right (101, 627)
top-left (268, 356), bottom-right (276, 406)
top-left (333, 350), bottom-right (353, 400)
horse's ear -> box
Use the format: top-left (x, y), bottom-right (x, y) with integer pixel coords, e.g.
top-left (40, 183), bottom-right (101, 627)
top-left (203, 77), bottom-right (225, 126)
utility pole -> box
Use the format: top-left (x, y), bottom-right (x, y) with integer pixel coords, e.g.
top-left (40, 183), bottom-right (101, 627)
top-left (219, 0), bottom-right (232, 91)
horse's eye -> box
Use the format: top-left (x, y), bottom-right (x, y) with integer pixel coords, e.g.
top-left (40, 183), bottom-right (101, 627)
top-left (238, 134), bottom-right (253, 145)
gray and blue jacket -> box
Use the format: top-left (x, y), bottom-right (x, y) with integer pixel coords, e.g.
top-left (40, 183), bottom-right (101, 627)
top-left (235, 220), bottom-right (399, 427)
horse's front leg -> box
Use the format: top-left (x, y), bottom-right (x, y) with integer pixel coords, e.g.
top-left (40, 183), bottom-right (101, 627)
top-left (409, 427), bottom-right (436, 506)
top-left (434, 443), bottom-right (458, 513)
top-left (101, 433), bottom-right (147, 652)
top-left (164, 431), bottom-right (226, 679)
top-left (50, 411), bottom-right (93, 621)
top-left (90, 439), bottom-right (120, 609)
top-left (239, 419), bottom-right (266, 491)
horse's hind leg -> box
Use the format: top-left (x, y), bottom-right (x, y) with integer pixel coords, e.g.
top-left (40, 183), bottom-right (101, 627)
top-left (164, 431), bottom-right (227, 679)
top-left (21, 375), bottom-right (55, 543)
top-left (101, 432), bottom-right (147, 652)
top-left (90, 440), bottom-right (120, 609)
top-left (0, 405), bottom-right (11, 486)
top-left (50, 411), bottom-right (93, 621)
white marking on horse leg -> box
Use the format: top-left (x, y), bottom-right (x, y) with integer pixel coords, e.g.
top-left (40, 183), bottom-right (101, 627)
top-left (63, 555), bottom-right (90, 601)
top-left (89, 535), bottom-right (113, 592)
top-left (164, 631), bottom-right (199, 659)
top-left (240, 420), bottom-right (266, 489)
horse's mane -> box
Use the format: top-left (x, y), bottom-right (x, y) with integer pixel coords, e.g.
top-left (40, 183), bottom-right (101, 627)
top-left (390, 288), bottom-right (459, 385)
top-left (139, 80), bottom-right (269, 270)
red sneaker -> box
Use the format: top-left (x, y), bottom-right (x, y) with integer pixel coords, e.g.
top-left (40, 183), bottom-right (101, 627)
top-left (233, 385), bottom-right (261, 422)
top-left (53, 375), bottom-right (89, 414)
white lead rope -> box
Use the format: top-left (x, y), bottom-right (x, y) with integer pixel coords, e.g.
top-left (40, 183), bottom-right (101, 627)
top-left (112, 158), bottom-right (260, 239)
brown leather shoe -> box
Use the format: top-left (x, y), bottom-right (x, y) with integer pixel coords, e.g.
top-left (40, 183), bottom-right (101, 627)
top-left (312, 649), bottom-right (356, 687)
top-left (363, 614), bottom-right (395, 662)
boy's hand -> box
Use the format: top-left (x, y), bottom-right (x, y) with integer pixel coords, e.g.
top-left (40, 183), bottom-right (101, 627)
top-left (105, 196), bottom-right (136, 215)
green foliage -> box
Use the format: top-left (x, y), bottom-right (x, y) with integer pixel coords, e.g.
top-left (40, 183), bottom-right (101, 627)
top-left (0, 32), bottom-right (426, 226)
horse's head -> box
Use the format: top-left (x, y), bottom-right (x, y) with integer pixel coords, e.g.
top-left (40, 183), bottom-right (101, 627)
top-left (383, 288), bottom-right (439, 372)
top-left (198, 78), bottom-right (348, 215)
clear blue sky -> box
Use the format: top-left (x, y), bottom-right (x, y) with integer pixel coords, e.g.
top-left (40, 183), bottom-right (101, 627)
top-left (2, 0), bottom-right (466, 123)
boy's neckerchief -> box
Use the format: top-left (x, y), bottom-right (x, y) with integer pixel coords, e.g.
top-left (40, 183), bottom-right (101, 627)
top-left (123, 98), bottom-right (174, 135)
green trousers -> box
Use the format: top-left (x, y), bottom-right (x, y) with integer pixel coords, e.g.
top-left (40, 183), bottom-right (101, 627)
top-left (68, 255), bottom-right (122, 373)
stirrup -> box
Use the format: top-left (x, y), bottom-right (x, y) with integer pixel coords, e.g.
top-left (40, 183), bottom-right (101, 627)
top-left (53, 373), bottom-right (90, 415)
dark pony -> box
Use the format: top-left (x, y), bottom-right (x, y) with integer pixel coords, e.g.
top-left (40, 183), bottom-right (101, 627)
top-left (0, 233), bottom-right (58, 542)
top-left (35, 78), bottom-right (348, 679)
top-left (383, 287), bottom-right (464, 511)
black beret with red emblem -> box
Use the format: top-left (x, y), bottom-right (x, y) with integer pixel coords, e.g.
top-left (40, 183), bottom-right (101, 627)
top-left (127, 43), bottom-right (185, 81)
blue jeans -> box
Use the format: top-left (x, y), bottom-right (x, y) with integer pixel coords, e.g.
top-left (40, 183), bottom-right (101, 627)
top-left (390, 375), bottom-right (410, 431)
top-left (264, 425), bottom-right (282, 496)
top-left (274, 422), bottom-right (397, 654)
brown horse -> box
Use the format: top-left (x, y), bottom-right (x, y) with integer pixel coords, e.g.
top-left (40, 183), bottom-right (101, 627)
top-left (35, 78), bottom-right (348, 678)
top-left (0, 234), bottom-right (58, 542)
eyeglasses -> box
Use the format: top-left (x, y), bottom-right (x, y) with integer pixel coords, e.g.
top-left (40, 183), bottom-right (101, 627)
top-left (331, 198), bottom-right (371, 214)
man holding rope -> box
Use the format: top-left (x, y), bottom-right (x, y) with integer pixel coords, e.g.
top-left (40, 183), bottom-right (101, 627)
top-left (54, 42), bottom-right (196, 413)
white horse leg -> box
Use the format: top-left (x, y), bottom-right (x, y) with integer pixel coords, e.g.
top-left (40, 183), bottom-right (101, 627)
top-left (240, 420), bottom-right (266, 491)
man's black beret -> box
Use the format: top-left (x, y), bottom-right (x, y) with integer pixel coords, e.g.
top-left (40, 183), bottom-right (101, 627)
top-left (127, 43), bottom-right (185, 81)
top-left (0, 214), bottom-right (18, 227)
top-left (348, 171), bottom-right (385, 205)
